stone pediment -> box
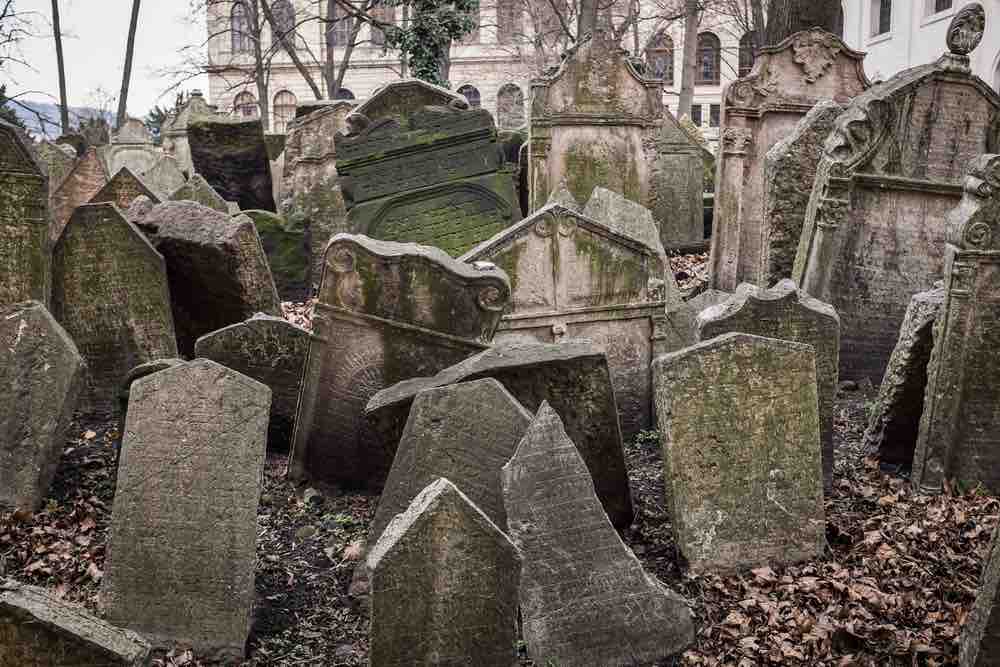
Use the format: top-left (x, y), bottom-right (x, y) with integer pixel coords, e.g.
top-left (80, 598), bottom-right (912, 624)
top-left (353, 79), bottom-right (468, 125)
top-left (946, 153), bottom-right (1000, 251)
top-left (0, 120), bottom-right (45, 177)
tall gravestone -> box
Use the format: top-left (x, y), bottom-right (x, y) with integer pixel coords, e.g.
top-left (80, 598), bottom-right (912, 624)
top-left (913, 154), bottom-right (1000, 493)
top-left (89, 167), bottom-right (162, 212)
top-left (52, 203), bottom-right (178, 414)
top-left (188, 115), bottom-right (275, 212)
top-left (653, 332), bottom-right (825, 571)
top-left (102, 119), bottom-right (160, 180)
top-left (794, 6), bottom-right (1000, 382)
top-left (241, 209), bottom-right (309, 299)
top-left (289, 234), bottom-right (510, 488)
top-left (50, 146), bottom-right (108, 241)
top-left (709, 28), bottom-right (869, 291)
top-left (101, 360), bottom-right (269, 659)
top-left (646, 112), bottom-right (710, 246)
top-left (960, 523), bottom-right (1000, 666)
top-left (161, 90), bottom-right (217, 175)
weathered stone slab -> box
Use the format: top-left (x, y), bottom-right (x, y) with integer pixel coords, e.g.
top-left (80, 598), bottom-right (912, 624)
top-left (354, 79), bottom-right (462, 124)
top-left (51, 146), bottom-right (109, 241)
top-left (241, 209), bottom-right (308, 299)
top-left (502, 403), bottom-right (693, 665)
top-left (101, 359), bottom-right (269, 659)
top-left (686, 288), bottom-right (732, 315)
top-left (0, 579), bottom-right (151, 666)
top-left (89, 167), bottom-right (162, 212)
top-left (0, 301), bottom-right (84, 511)
top-left (697, 279), bottom-right (839, 491)
top-left (960, 522), bottom-right (1000, 666)
top-left (139, 154), bottom-right (186, 196)
top-left (194, 314), bottom-right (309, 451)
top-left (646, 112), bottom-right (710, 247)
top-left (367, 477), bottom-right (521, 667)
top-left (112, 118), bottom-right (153, 146)
top-left (289, 234), bottom-right (510, 488)
top-left (366, 340), bottom-right (634, 527)
top-left (545, 180), bottom-right (581, 211)
top-left (35, 140), bottom-right (76, 194)
top-left (188, 115), bottom-right (276, 212)
top-left (161, 90), bottom-right (218, 175)
top-left (168, 173), bottom-right (229, 213)
top-left (652, 332), bottom-right (825, 571)
top-left (52, 203), bottom-right (178, 414)
top-left (100, 145), bottom-right (160, 183)
top-left (116, 358), bottom-right (186, 421)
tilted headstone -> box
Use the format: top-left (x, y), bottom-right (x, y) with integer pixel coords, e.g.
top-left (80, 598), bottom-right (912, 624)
top-left (686, 288), bottom-right (732, 315)
top-left (117, 358), bottom-right (186, 421)
top-left (356, 78), bottom-right (457, 123)
top-left (794, 7), bottom-right (1000, 382)
top-left (52, 203), bottom-right (178, 414)
top-left (112, 118), bottom-right (153, 146)
top-left (241, 209), bottom-right (308, 299)
top-left (168, 172), bottom-right (229, 213)
top-left (188, 115), bottom-right (276, 212)
top-left (913, 154), bottom-right (1000, 493)
top-left (367, 478), bottom-right (521, 667)
top-left (194, 314), bottom-right (309, 451)
top-left (289, 233), bottom-right (510, 488)
top-left (34, 140), bottom-right (76, 194)
top-left (50, 146), bottom-right (109, 241)
top-left (960, 523), bottom-right (1000, 666)
top-left (0, 580), bottom-right (151, 667)
top-left (653, 332), bottom-right (825, 571)
top-left (366, 340), bottom-right (634, 527)
top-left (0, 120), bottom-right (50, 307)
top-left (502, 403), bottom-right (693, 665)
top-left (101, 359), bottom-right (269, 659)
top-left (89, 167), bottom-right (162, 212)
top-left (161, 90), bottom-right (218, 174)
top-left (646, 112), bottom-right (711, 247)
top-left (709, 28), bottom-right (868, 291)
top-left (139, 154), bottom-right (186, 196)
top-left (697, 280), bottom-right (840, 491)
top-left (0, 301), bottom-right (84, 511)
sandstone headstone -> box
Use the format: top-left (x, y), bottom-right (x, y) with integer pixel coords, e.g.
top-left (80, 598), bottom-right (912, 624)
top-left (960, 522), bottom-right (1000, 666)
top-left (139, 154), bottom-right (186, 196)
top-left (545, 180), bottom-right (581, 211)
top-left (100, 144), bottom-right (161, 184)
top-left (356, 79), bottom-right (458, 124)
top-left (50, 146), bottom-right (109, 241)
top-left (367, 477), bottom-right (521, 667)
top-left (116, 358), bottom-right (186, 421)
top-left (188, 115), bottom-right (276, 212)
top-left (89, 167), bottom-right (162, 211)
top-left (653, 332), bottom-right (825, 571)
top-left (0, 301), bottom-right (84, 511)
top-left (502, 403), bottom-right (693, 665)
top-left (646, 111), bottom-right (710, 246)
top-left (241, 209), bottom-right (308, 299)
top-left (101, 359), bottom-right (269, 659)
top-left (161, 90), bottom-right (218, 174)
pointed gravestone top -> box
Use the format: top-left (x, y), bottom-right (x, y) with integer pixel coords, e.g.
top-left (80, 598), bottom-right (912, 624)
top-left (168, 172), bottom-right (229, 213)
top-left (545, 180), bottom-right (581, 212)
top-left (583, 186), bottom-right (668, 265)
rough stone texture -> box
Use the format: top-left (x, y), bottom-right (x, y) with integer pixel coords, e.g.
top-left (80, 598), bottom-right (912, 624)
top-left (686, 288), bottom-right (733, 315)
top-left (960, 522), bottom-right (1000, 666)
top-left (545, 179), bottom-right (581, 211)
top-left (794, 19), bottom-right (1000, 382)
top-left (100, 145), bottom-right (161, 184)
top-left (188, 115), bottom-right (275, 212)
top-left (194, 314), bottom-right (309, 451)
top-left (0, 120), bottom-right (50, 307)
top-left (289, 234), bottom-right (510, 488)
top-left (710, 29), bottom-right (869, 291)
top-left (161, 91), bottom-right (218, 175)
top-left (52, 203), bottom-right (178, 414)
top-left (35, 140), bottom-right (76, 195)
top-left (582, 186), bottom-right (669, 266)
top-left (366, 340), bottom-right (634, 527)
top-left (502, 403), bottom-right (693, 665)
top-left (89, 167), bottom-right (162, 212)
top-left (50, 146), bottom-right (109, 241)
top-left (697, 279), bottom-right (840, 492)
top-left (116, 358), bottom-right (186, 421)
top-left (139, 155), bottom-right (186, 196)
top-left (101, 359), bottom-right (269, 659)
top-left (134, 200), bottom-right (281, 357)
top-left (112, 118), bottom-right (153, 145)
top-left (0, 580), bottom-right (151, 667)
top-left (646, 111), bottom-right (710, 247)
top-left (913, 154), bottom-right (1000, 493)
top-left (862, 285), bottom-right (944, 467)
top-left (367, 478), bottom-right (521, 667)
top-left (168, 173), bottom-right (229, 213)
top-left (0, 301), bottom-right (84, 511)
top-left (653, 332), bottom-right (826, 571)
top-left (761, 101), bottom-right (845, 286)
top-left (242, 209), bottom-right (309, 299)
top-left (353, 79), bottom-right (462, 124)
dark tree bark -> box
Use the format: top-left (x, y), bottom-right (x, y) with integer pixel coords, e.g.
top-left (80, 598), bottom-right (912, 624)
top-left (577, 0), bottom-right (598, 39)
top-left (763, 0), bottom-right (841, 45)
top-left (261, 0), bottom-right (323, 100)
top-left (677, 0), bottom-right (699, 119)
top-left (50, 0), bottom-right (69, 134)
top-left (116, 0), bottom-right (141, 129)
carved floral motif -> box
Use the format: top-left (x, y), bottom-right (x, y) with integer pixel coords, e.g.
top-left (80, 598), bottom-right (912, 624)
top-left (721, 128), bottom-right (753, 154)
top-left (946, 3), bottom-right (985, 56)
top-left (791, 29), bottom-right (843, 83)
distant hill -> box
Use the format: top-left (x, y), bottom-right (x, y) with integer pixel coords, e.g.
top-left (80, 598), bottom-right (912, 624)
top-left (12, 100), bottom-right (114, 139)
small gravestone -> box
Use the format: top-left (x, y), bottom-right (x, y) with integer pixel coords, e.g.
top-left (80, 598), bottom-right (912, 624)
top-left (697, 279), bottom-right (839, 491)
top-left (140, 154), bottom-right (186, 196)
top-left (367, 478), bottom-right (521, 667)
top-left (0, 301), bottom-right (84, 511)
top-left (241, 209), bottom-right (309, 299)
top-left (89, 167), bottom-right (162, 211)
top-left (960, 523), bottom-right (1000, 666)
top-left (101, 359), bottom-right (269, 659)
top-left (686, 288), bottom-right (732, 315)
top-left (52, 203), bottom-right (178, 414)
top-left (35, 140), bottom-right (76, 194)
top-left (51, 146), bottom-right (108, 241)
top-left (0, 579), bottom-right (151, 666)
top-left (187, 115), bottom-right (275, 212)
top-left (194, 314), bottom-right (309, 450)
top-left (582, 187), bottom-right (669, 266)
top-left (502, 403), bottom-right (693, 665)
top-left (117, 358), bottom-right (186, 421)
top-left (168, 173), bottom-right (229, 213)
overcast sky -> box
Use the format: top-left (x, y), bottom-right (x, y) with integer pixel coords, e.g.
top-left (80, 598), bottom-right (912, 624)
top-left (10, 0), bottom-right (209, 116)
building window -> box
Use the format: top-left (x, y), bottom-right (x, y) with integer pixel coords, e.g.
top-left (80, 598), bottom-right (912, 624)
top-left (926, 0), bottom-right (952, 14)
top-left (738, 33), bottom-right (756, 78)
top-left (370, 1), bottom-right (394, 48)
top-left (709, 104), bottom-right (720, 128)
top-left (459, 4), bottom-right (480, 43)
top-left (234, 91), bottom-right (258, 118)
top-left (457, 85), bottom-right (481, 108)
top-left (333, 87), bottom-right (355, 100)
top-left (273, 90), bottom-right (297, 133)
top-left (497, 0), bottom-right (522, 45)
top-left (270, 0), bottom-right (295, 48)
top-left (231, 2), bottom-right (252, 53)
top-left (497, 84), bottom-right (525, 129)
top-left (871, 0), bottom-right (891, 36)
top-left (327, 0), bottom-right (351, 48)
top-left (690, 104), bottom-right (702, 126)
top-left (695, 32), bottom-right (721, 86)
top-left (645, 32), bottom-right (674, 86)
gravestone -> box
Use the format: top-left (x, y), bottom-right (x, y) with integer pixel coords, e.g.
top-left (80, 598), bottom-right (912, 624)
top-left (188, 115), bottom-right (276, 212)
top-left (194, 313), bottom-right (309, 451)
top-left (366, 340), bottom-right (634, 527)
top-left (117, 358), bottom-right (186, 421)
top-left (50, 146), bottom-right (109, 241)
top-left (709, 29), bottom-right (869, 291)
top-left (0, 120), bottom-right (50, 307)
top-left (502, 403), bottom-right (693, 665)
top-left (646, 111), bottom-right (710, 246)
top-left (686, 288), bottom-right (733, 315)
top-left (89, 167), bottom-right (162, 211)
top-left (960, 523), bottom-right (1000, 666)
top-left (168, 173), bottom-right (229, 213)
top-left (0, 301), bottom-right (84, 511)
top-left (35, 140), bottom-right (76, 195)
top-left (794, 7), bottom-right (1000, 381)
top-left (367, 478), bottom-right (521, 667)
top-left (241, 209), bottom-right (308, 299)
top-left (289, 233), bottom-right (510, 488)
top-left (161, 90), bottom-right (217, 174)
top-left (139, 154), bottom-right (186, 196)
top-left (101, 141), bottom-right (160, 183)
top-left (697, 279), bottom-right (839, 491)
top-left (653, 332), bottom-right (825, 571)
top-left (52, 203), bottom-right (178, 414)
top-left (357, 79), bottom-right (457, 123)
top-left (0, 580), bottom-right (151, 667)
top-left (101, 359), bottom-right (269, 659)
top-left (913, 154), bottom-right (1000, 493)
top-left (545, 180), bottom-right (581, 212)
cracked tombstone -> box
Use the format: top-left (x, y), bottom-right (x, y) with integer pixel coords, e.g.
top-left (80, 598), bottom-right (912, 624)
top-left (653, 332), bottom-right (825, 571)
top-left (101, 359), bottom-right (270, 660)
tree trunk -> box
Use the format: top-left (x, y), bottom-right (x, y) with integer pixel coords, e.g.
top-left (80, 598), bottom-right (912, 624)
top-left (438, 38), bottom-right (452, 86)
top-left (261, 0), bottom-right (323, 100)
top-left (116, 0), bottom-right (141, 129)
top-left (400, 4), bottom-right (408, 78)
top-left (677, 0), bottom-right (698, 120)
top-left (51, 0), bottom-right (69, 134)
top-left (247, 0), bottom-right (269, 129)
top-left (577, 0), bottom-right (598, 39)
top-left (764, 0), bottom-right (841, 45)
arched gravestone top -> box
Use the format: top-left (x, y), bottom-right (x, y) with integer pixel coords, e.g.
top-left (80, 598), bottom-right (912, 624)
top-left (294, 98), bottom-right (356, 120)
top-left (351, 79), bottom-right (467, 126)
top-left (90, 166), bottom-right (163, 211)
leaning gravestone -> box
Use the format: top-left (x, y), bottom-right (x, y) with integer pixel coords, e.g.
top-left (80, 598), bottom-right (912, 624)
top-left (89, 167), bottom-right (162, 212)
top-left (960, 523), bottom-right (1000, 666)
top-left (168, 173), bottom-right (229, 213)
top-left (697, 279), bottom-right (839, 491)
top-left (241, 209), bottom-right (309, 299)
top-left (50, 146), bottom-right (108, 241)
top-left (367, 478), bottom-right (521, 667)
top-left (161, 90), bottom-right (217, 174)
top-left (289, 234), bottom-right (510, 488)
top-left (188, 114), bottom-right (276, 212)
top-left (52, 203), bottom-right (178, 414)
top-left (502, 403), bottom-right (693, 665)
top-left (653, 332), bottom-right (825, 571)
top-left (101, 359), bottom-right (269, 659)
top-left (0, 580), bottom-right (151, 667)
top-left (140, 154), bottom-right (186, 196)
top-left (0, 301), bottom-right (84, 511)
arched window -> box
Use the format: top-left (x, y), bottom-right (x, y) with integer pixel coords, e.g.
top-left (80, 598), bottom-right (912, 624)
top-left (271, 0), bottom-right (295, 48)
top-left (370, 1), bottom-right (394, 48)
top-left (738, 32), bottom-right (757, 78)
top-left (234, 91), bottom-right (259, 118)
top-left (231, 2), bottom-right (252, 54)
top-left (645, 32), bottom-right (674, 85)
top-left (497, 0), bottom-right (522, 45)
top-left (695, 32), bottom-right (721, 86)
top-left (273, 90), bottom-right (297, 133)
top-left (333, 87), bottom-right (355, 100)
top-left (457, 85), bottom-right (481, 108)
top-left (496, 84), bottom-right (524, 129)
top-left (326, 0), bottom-right (351, 48)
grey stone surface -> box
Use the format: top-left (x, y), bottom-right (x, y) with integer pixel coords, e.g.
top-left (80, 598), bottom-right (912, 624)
top-left (502, 403), bottom-right (693, 665)
top-left (168, 173), bottom-right (229, 213)
top-left (139, 155), bottom-right (186, 196)
top-left (582, 186), bottom-right (669, 266)
top-left (646, 112), bottom-right (709, 247)
top-left (50, 147), bottom-right (109, 241)
top-left (116, 358), bottom-right (186, 420)
top-left (187, 115), bottom-right (275, 212)
top-left (544, 179), bottom-right (580, 211)
top-left (35, 140), bottom-right (76, 196)
top-left (686, 288), bottom-right (732, 316)
top-left (89, 167), bottom-right (162, 212)
top-left (961, 521), bottom-right (1000, 666)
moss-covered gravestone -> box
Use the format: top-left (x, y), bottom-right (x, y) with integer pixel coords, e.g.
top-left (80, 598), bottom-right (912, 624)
top-left (160, 90), bottom-right (217, 175)
top-left (89, 166), bottom-right (162, 212)
top-left (241, 209), bottom-right (309, 299)
top-left (51, 146), bottom-right (108, 241)
top-left (168, 173), bottom-right (229, 213)
top-left (187, 115), bottom-right (275, 212)
top-left (653, 332), bottom-right (825, 571)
